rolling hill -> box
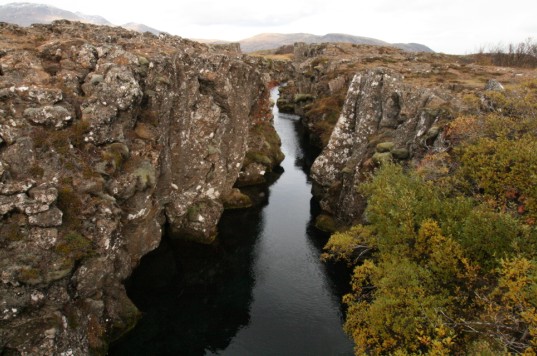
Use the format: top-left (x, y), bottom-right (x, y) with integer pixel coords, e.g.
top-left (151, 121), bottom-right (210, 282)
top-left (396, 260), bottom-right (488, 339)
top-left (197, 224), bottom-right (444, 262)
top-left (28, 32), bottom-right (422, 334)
top-left (237, 33), bottom-right (433, 53)
top-left (0, 2), bottom-right (111, 26)
top-left (0, 2), bottom-right (161, 35)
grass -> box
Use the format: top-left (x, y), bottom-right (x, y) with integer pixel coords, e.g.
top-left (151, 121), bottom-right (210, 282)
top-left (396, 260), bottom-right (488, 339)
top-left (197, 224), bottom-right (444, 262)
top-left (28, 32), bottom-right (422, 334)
top-left (247, 51), bottom-right (293, 61)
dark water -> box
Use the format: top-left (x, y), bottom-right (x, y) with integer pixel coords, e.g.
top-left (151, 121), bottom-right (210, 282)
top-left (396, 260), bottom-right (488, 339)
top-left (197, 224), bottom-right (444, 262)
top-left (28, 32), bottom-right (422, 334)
top-left (110, 88), bottom-right (354, 356)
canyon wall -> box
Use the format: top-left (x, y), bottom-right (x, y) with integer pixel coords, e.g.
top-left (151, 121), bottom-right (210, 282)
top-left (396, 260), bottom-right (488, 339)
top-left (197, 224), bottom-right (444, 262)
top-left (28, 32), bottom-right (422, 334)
top-left (310, 68), bottom-right (454, 225)
top-left (0, 21), bottom-right (282, 354)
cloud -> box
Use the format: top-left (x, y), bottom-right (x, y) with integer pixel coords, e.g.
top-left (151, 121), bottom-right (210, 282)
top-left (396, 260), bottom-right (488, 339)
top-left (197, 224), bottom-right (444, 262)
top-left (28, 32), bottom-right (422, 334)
top-left (173, 0), bottom-right (325, 27)
top-left (1, 0), bottom-right (536, 53)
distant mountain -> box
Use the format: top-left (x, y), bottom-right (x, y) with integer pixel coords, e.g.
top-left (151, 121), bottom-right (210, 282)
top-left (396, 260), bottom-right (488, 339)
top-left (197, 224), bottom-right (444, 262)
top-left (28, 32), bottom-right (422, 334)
top-left (0, 2), bottom-right (162, 35)
top-left (0, 2), bottom-right (112, 26)
top-left (238, 33), bottom-right (433, 53)
top-left (192, 38), bottom-right (232, 45)
top-left (121, 22), bottom-right (161, 35)
top-left (0, 3), bottom-right (433, 53)
top-left (392, 42), bottom-right (434, 53)
top-left (74, 11), bottom-right (111, 26)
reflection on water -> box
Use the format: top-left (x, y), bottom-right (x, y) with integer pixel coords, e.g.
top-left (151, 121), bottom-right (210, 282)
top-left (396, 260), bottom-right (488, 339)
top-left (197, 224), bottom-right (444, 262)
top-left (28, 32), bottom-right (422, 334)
top-left (109, 88), bottom-right (353, 355)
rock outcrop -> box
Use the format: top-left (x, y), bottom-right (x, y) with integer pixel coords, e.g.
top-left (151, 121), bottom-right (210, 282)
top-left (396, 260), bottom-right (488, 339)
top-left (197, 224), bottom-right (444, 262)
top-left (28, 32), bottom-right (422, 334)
top-left (0, 21), bottom-right (282, 354)
top-left (277, 43), bottom-right (422, 148)
top-left (310, 68), bottom-right (455, 226)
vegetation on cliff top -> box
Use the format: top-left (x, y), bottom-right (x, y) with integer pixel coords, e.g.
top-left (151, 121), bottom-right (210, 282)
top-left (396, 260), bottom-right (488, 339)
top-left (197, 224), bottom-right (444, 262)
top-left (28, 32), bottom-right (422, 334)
top-left (323, 80), bottom-right (537, 354)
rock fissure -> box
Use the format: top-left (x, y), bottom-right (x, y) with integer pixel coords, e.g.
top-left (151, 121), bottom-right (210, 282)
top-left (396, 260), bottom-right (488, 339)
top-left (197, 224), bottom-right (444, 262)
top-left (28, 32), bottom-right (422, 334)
top-left (2, 20), bottom-right (530, 355)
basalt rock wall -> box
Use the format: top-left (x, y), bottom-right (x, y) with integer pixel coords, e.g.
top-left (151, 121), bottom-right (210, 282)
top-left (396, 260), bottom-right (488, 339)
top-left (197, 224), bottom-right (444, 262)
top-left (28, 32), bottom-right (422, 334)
top-left (310, 68), bottom-right (455, 226)
top-left (0, 21), bottom-right (282, 354)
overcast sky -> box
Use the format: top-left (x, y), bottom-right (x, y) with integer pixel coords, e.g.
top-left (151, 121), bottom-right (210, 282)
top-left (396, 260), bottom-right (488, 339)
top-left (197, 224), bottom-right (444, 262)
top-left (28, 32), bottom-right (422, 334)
top-left (1, 0), bottom-right (536, 54)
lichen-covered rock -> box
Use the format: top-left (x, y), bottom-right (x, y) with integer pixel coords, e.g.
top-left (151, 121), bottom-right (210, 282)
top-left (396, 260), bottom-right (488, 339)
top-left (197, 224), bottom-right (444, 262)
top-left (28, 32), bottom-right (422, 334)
top-left (222, 188), bottom-right (253, 209)
top-left (24, 105), bottom-right (72, 128)
top-left (485, 79), bottom-right (504, 91)
top-left (311, 68), bottom-right (455, 224)
top-left (0, 20), bottom-right (283, 355)
top-left (28, 207), bottom-right (63, 227)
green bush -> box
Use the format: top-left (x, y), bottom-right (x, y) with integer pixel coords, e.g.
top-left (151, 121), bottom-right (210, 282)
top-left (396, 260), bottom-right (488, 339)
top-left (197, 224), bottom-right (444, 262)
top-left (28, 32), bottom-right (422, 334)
top-left (325, 161), bottom-right (537, 354)
top-left (459, 134), bottom-right (537, 220)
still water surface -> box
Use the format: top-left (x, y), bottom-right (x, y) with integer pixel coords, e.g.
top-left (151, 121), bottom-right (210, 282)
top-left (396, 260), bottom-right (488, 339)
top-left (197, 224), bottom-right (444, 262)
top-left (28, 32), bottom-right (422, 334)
top-left (110, 88), bottom-right (353, 355)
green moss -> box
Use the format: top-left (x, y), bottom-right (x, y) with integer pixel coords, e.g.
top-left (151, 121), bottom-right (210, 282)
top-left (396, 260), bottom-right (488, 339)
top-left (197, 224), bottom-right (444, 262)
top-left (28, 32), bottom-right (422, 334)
top-left (376, 141), bottom-right (395, 153)
top-left (246, 151), bottom-right (272, 166)
top-left (311, 57), bottom-right (329, 66)
top-left (315, 214), bottom-right (338, 233)
top-left (187, 204), bottom-right (201, 222)
top-left (372, 151), bottom-right (392, 165)
top-left (277, 98), bottom-right (295, 113)
top-left (55, 231), bottom-right (93, 261)
top-left (132, 160), bottom-right (156, 190)
top-left (157, 76), bottom-right (171, 85)
top-left (223, 189), bottom-right (252, 210)
top-left (391, 148), bottom-right (410, 160)
top-left (294, 93), bottom-right (315, 103)
top-left (102, 143), bottom-right (129, 172)
top-left (426, 126), bottom-right (441, 140)
top-left (138, 56), bottom-right (149, 66)
top-left (45, 261), bottom-right (74, 283)
top-left (18, 267), bottom-right (42, 285)
top-left (248, 123), bottom-right (285, 169)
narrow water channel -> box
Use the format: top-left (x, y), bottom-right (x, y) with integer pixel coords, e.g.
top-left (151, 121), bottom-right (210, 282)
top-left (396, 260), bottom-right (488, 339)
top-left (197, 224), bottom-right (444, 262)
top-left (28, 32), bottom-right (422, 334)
top-left (110, 88), bottom-right (354, 355)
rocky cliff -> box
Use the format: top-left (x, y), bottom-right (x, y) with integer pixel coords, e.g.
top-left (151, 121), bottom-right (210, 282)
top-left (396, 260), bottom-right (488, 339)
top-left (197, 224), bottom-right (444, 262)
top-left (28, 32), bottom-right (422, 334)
top-left (275, 41), bottom-right (535, 229)
top-left (310, 68), bottom-right (455, 226)
top-left (0, 20), bottom-right (282, 354)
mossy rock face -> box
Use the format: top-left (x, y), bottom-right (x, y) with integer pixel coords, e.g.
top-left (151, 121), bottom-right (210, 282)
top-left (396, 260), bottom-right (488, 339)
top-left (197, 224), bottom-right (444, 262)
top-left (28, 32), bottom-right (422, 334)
top-left (246, 151), bottom-right (272, 166)
top-left (426, 126), bottom-right (440, 139)
top-left (277, 98), bottom-right (295, 113)
top-left (222, 188), bottom-right (252, 210)
top-left (294, 93), bottom-right (315, 103)
top-left (132, 160), bottom-right (156, 190)
top-left (137, 56), bottom-right (149, 66)
top-left (246, 122), bottom-right (284, 169)
top-left (315, 214), bottom-right (338, 233)
top-left (425, 126), bottom-right (441, 144)
top-left (18, 267), bottom-right (43, 285)
top-left (391, 148), bottom-right (410, 160)
top-left (372, 151), bottom-right (393, 165)
top-left (101, 143), bottom-right (130, 173)
top-left (341, 166), bottom-right (354, 175)
top-left (376, 141), bottom-right (395, 153)
top-left (187, 204), bottom-right (202, 222)
top-left (55, 231), bottom-right (94, 261)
